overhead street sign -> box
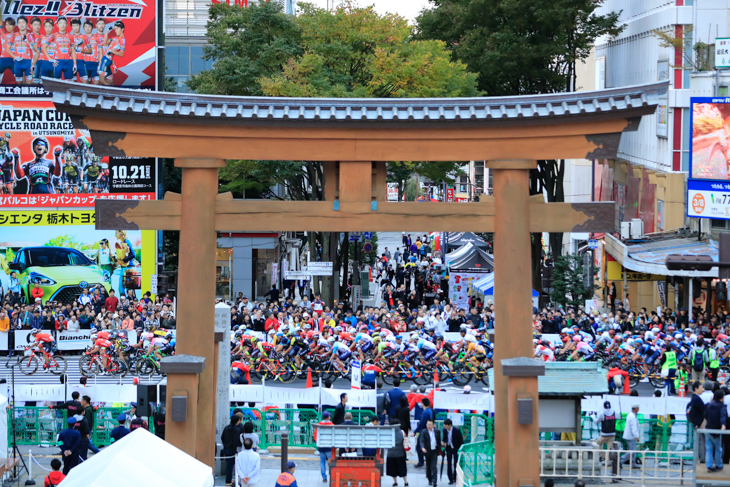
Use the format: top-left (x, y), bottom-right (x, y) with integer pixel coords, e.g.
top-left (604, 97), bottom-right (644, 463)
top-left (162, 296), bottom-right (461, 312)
top-left (363, 232), bottom-right (373, 240)
top-left (308, 262), bottom-right (333, 276)
top-left (588, 239), bottom-right (598, 250)
top-left (284, 271), bottom-right (311, 280)
top-left (349, 232), bottom-right (362, 242)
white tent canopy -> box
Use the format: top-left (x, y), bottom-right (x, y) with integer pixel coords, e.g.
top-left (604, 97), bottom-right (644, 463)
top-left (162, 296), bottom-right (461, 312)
top-left (445, 242), bottom-right (474, 263)
top-left (60, 428), bottom-right (214, 487)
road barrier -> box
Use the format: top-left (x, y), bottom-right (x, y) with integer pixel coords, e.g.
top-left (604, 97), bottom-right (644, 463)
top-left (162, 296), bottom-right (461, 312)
top-left (10, 406), bottom-right (155, 446)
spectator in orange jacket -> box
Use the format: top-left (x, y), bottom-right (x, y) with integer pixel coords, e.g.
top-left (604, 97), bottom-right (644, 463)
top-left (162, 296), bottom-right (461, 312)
top-left (31, 284), bottom-right (44, 301)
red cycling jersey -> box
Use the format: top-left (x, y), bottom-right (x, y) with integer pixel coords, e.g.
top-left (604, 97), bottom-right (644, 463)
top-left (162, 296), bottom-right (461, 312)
top-left (97, 330), bottom-right (111, 340)
top-left (85, 33), bottom-right (103, 62)
top-left (95, 338), bottom-right (112, 349)
top-left (0, 30), bottom-right (14, 58)
top-left (71, 32), bottom-right (87, 59)
top-left (34, 333), bottom-right (54, 343)
top-left (47, 32), bottom-right (74, 61)
top-left (11, 32), bottom-right (34, 60)
top-left (103, 34), bottom-right (124, 59)
top-left (38, 34), bottom-right (54, 61)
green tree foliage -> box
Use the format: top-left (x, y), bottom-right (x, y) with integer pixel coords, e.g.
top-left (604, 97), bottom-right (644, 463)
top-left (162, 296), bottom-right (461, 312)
top-left (415, 0), bottom-right (623, 95)
top-left (549, 254), bottom-right (593, 308)
top-left (348, 233), bottom-right (379, 267)
top-left (187, 1), bottom-right (302, 95)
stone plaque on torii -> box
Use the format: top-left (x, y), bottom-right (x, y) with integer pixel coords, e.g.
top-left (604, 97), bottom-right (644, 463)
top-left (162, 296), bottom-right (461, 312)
top-left (45, 78), bottom-right (666, 487)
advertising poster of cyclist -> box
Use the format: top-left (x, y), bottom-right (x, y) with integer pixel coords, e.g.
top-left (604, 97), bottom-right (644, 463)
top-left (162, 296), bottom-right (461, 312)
top-left (0, 99), bottom-right (156, 206)
top-left (0, 0), bottom-right (156, 97)
top-left (0, 209), bottom-right (155, 305)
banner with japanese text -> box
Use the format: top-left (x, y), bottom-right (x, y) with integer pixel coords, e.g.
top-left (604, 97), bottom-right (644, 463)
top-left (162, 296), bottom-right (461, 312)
top-left (0, 211), bottom-right (155, 304)
top-left (0, 0), bottom-right (156, 96)
top-left (0, 100), bottom-right (156, 206)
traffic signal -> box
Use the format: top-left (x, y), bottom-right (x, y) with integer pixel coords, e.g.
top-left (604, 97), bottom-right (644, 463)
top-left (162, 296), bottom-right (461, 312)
top-left (665, 254), bottom-right (715, 271)
top-left (716, 282), bottom-right (727, 301)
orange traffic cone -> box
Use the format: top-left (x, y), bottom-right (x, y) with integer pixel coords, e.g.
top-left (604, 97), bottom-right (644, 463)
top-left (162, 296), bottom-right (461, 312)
top-left (306, 367), bottom-right (313, 389)
top-left (678, 375), bottom-right (686, 398)
top-left (434, 369), bottom-right (439, 385)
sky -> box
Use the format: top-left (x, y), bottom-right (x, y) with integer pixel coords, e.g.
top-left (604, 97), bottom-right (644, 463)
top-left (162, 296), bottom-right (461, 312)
top-left (307, 0), bottom-right (432, 23)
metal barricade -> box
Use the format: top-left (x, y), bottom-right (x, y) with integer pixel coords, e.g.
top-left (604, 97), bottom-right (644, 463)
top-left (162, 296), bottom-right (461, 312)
top-left (457, 440), bottom-right (495, 487)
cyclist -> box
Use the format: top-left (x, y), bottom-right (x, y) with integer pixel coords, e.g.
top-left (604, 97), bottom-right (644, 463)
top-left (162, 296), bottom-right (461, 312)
top-left (10, 16), bottom-right (35, 85)
top-left (62, 157), bottom-right (81, 192)
top-left (99, 21), bottom-right (125, 85)
top-left (329, 338), bottom-right (352, 371)
top-left (69, 18), bottom-right (88, 83)
top-left (83, 20), bottom-right (104, 85)
top-left (44, 16), bottom-right (77, 80)
top-left (32, 19), bottom-right (55, 82)
top-left (87, 333), bottom-right (113, 373)
top-left (84, 158), bottom-right (101, 192)
top-left (535, 340), bottom-right (555, 362)
top-left (14, 138), bottom-right (62, 194)
top-left (31, 329), bottom-right (55, 368)
top-left (569, 336), bottom-right (595, 362)
top-left (0, 144), bottom-right (14, 194)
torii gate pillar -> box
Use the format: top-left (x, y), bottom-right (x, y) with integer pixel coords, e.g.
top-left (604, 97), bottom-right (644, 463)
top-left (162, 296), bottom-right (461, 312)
top-left (491, 160), bottom-right (540, 487)
top-left (164, 158), bottom-right (225, 467)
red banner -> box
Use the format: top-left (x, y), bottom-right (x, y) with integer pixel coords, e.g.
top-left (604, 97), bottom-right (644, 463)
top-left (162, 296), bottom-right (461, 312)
top-left (446, 187), bottom-right (454, 202)
top-left (0, 0), bottom-right (156, 96)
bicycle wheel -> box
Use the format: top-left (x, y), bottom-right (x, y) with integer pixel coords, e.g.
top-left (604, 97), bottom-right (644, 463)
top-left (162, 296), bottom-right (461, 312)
top-left (451, 365), bottom-right (472, 387)
top-left (111, 359), bottom-right (128, 378)
top-left (718, 366), bottom-right (730, 385)
top-left (137, 358), bottom-right (156, 377)
top-left (649, 374), bottom-right (666, 389)
top-left (381, 369), bottom-right (395, 386)
top-left (279, 365), bottom-right (297, 384)
top-left (48, 355), bottom-right (67, 375)
top-left (17, 354), bottom-right (40, 375)
top-left (79, 355), bottom-right (99, 377)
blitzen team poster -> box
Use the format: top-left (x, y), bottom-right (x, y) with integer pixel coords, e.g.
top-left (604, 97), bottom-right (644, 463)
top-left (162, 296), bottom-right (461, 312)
top-left (0, 0), bottom-right (156, 95)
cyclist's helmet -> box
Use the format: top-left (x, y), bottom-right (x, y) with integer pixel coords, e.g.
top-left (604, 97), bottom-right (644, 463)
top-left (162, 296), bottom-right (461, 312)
top-left (572, 335), bottom-right (582, 342)
top-left (90, 333), bottom-right (98, 341)
top-left (234, 331), bottom-right (243, 339)
top-left (63, 135), bottom-right (71, 142)
top-left (31, 329), bottom-right (39, 336)
top-left (380, 331), bottom-right (388, 338)
top-left (165, 333), bottom-right (173, 340)
top-left (303, 324), bottom-right (311, 331)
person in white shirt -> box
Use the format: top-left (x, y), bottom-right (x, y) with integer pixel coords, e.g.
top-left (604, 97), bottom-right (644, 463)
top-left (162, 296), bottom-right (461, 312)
top-left (79, 288), bottom-right (92, 306)
top-left (235, 438), bottom-right (260, 487)
top-left (620, 403), bottom-right (641, 468)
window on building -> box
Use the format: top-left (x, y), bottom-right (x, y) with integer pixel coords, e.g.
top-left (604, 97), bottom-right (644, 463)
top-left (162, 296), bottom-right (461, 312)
top-left (595, 57), bottom-right (606, 90)
top-left (165, 44), bottom-right (214, 92)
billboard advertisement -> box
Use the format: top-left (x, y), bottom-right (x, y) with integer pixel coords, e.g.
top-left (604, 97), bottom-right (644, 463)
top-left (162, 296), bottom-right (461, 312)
top-left (0, 99), bottom-right (156, 206)
top-left (0, 0), bottom-right (156, 97)
top-left (0, 209), bottom-right (155, 304)
top-left (688, 98), bottom-right (730, 220)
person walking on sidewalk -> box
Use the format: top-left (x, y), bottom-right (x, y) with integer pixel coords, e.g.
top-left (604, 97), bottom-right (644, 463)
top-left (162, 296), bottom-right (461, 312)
top-left (620, 403), bottom-right (640, 469)
top-left (315, 411), bottom-right (334, 483)
top-left (221, 414), bottom-right (243, 486)
top-left (687, 381), bottom-right (707, 463)
top-left (275, 461), bottom-right (298, 487)
top-left (704, 390), bottom-right (727, 472)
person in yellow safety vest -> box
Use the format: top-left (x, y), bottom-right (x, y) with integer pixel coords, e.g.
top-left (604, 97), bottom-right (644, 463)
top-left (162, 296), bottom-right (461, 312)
top-left (661, 343), bottom-right (678, 395)
top-left (707, 340), bottom-right (721, 382)
top-left (674, 364), bottom-right (689, 396)
top-left (275, 461), bottom-right (298, 487)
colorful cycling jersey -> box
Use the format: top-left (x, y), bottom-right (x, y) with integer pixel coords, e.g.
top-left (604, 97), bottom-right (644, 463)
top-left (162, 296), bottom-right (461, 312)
top-left (47, 33), bottom-right (74, 60)
top-left (11, 32), bottom-right (34, 60)
top-left (151, 337), bottom-right (168, 347)
top-left (95, 338), bottom-right (112, 348)
top-left (71, 33), bottom-right (87, 56)
top-left (39, 34), bottom-right (54, 61)
top-left (1, 156), bottom-right (12, 177)
top-left (103, 34), bottom-right (125, 59)
top-left (576, 341), bottom-right (593, 354)
top-left (85, 33), bottom-right (103, 62)
top-left (0, 31), bottom-right (14, 58)
top-left (63, 163), bottom-right (79, 177)
top-left (377, 341), bottom-right (391, 353)
top-left (16, 158), bottom-right (60, 192)
top-left (535, 345), bottom-right (555, 362)
top-left (85, 164), bottom-right (101, 178)
top-left (34, 333), bottom-right (54, 343)
top-left (97, 331), bottom-right (111, 340)
top-left (418, 339), bottom-right (437, 351)
top-left (638, 343), bottom-right (658, 356)
top-left (332, 342), bottom-right (349, 355)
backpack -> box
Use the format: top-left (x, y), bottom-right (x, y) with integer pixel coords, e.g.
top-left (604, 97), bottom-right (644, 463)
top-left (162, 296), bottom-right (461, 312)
top-left (46, 474), bottom-right (57, 487)
top-left (693, 349), bottom-right (705, 372)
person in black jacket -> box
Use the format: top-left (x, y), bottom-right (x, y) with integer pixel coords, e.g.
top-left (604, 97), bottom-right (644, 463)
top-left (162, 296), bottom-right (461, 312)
top-left (687, 381), bottom-right (706, 462)
top-left (333, 393), bottom-right (347, 425)
top-left (263, 285), bottom-right (280, 304)
top-left (704, 390), bottom-right (727, 472)
top-left (442, 418), bottom-right (463, 485)
top-left (420, 419), bottom-right (441, 487)
top-left (221, 415), bottom-right (242, 485)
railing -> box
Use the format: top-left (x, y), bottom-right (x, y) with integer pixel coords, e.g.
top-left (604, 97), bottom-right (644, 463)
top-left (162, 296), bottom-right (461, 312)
top-left (231, 407), bottom-right (321, 448)
top-left (435, 413), bottom-right (493, 445)
top-left (457, 440), bottom-right (495, 487)
top-left (539, 446), bottom-right (693, 484)
top-left (10, 406), bottom-right (155, 446)
top-left (580, 415), bottom-right (694, 451)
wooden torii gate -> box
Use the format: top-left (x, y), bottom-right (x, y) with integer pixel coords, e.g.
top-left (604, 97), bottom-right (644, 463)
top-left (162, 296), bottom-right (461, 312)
top-left (46, 78), bottom-right (666, 487)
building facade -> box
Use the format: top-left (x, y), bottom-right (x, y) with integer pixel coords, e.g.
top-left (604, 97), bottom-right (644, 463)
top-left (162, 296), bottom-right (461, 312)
top-left (571, 0), bottom-right (730, 314)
